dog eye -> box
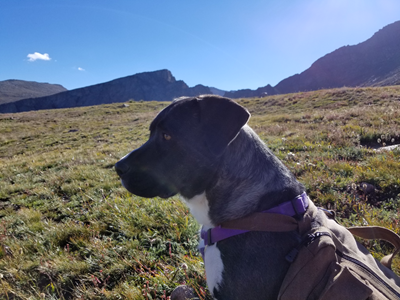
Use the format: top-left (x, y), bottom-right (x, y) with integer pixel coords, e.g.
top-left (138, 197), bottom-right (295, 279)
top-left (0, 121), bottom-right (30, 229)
top-left (163, 133), bottom-right (172, 141)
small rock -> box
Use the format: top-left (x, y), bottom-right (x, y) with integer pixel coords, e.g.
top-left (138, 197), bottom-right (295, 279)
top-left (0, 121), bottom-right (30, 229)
top-left (375, 144), bottom-right (400, 152)
top-left (359, 182), bottom-right (377, 195)
top-left (171, 285), bottom-right (199, 300)
top-left (2, 245), bottom-right (13, 257)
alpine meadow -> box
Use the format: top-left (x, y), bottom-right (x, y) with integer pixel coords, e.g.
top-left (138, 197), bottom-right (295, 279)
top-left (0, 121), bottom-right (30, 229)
top-left (1, 86), bottom-right (400, 299)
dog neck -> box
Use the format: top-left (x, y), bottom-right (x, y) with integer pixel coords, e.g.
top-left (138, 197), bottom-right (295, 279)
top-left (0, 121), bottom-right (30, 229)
top-left (182, 192), bottom-right (214, 228)
top-left (205, 125), bottom-right (305, 225)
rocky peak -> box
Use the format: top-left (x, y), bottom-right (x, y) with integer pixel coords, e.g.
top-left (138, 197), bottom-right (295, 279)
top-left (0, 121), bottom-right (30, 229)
top-left (0, 70), bottom-right (211, 113)
top-left (134, 69), bottom-right (177, 83)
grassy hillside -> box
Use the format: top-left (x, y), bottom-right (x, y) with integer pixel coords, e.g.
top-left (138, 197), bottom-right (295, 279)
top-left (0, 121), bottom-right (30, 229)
top-left (1, 86), bottom-right (400, 299)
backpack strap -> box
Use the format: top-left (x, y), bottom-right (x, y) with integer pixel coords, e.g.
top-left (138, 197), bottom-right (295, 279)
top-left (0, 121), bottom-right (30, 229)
top-left (219, 200), bottom-right (319, 235)
top-left (348, 226), bottom-right (400, 270)
top-left (201, 194), bottom-right (317, 256)
top-left (220, 213), bottom-right (299, 232)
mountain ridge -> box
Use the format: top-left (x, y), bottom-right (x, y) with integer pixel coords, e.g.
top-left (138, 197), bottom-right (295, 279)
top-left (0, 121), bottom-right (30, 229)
top-left (1, 20), bottom-right (400, 113)
top-left (226, 20), bottom-right (400, 98)
top-left (0, 70), bottom-right (211, 113)
top-left (273, 20), bottom-right (400, 94)
top-left (0, 80), bottom-right (67, 105)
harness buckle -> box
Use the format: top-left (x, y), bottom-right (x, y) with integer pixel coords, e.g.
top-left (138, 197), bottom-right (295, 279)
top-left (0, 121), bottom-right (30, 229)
top-left (207, 228), bottom-right (214, 246)
top-left (291, 197), bottom-right (301, 217)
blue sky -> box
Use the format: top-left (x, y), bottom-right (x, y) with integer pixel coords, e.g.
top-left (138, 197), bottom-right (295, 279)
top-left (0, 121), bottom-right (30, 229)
top-left (1, 0), bottom-right (400, 91)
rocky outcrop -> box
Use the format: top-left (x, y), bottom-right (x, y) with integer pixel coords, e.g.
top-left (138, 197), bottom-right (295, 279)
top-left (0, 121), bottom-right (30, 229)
top-left (0, 80), bottom-right (67, 105)
top-left (0, 70), bottom-right (211, 113)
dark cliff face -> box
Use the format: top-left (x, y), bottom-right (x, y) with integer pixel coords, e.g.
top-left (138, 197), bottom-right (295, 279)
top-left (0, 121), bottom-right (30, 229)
top-left (0, 70), bottom-right (211, 113)
top-left (0, 80), bottom-right (67, 105)
top-left (274, 21), bottom-right (400, 94)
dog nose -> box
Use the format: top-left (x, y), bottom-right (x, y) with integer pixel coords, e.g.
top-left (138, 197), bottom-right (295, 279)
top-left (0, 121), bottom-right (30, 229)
top-left (115, 160), bottom-right (130, 177)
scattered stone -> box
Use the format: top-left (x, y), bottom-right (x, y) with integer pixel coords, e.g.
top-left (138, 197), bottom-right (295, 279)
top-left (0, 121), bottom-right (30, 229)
top-left (359, 182), bottom-right (378, 195)
top-left (171, 285), bottom-right (199, 300)
top-left (286, 152), bottom-right (296, 160)
top-left (2, 245), bottom-right (13, 257)
top-left (375, 144), bottom-right (399, 152)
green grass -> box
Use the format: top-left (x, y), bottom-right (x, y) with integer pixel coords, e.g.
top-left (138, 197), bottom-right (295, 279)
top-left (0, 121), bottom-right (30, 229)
top-left (1, 86), bottom-right (400, 299)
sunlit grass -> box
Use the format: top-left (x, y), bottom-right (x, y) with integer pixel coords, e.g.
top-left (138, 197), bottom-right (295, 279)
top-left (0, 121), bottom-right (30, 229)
top-left (0, 86), bottom-right (400, 298)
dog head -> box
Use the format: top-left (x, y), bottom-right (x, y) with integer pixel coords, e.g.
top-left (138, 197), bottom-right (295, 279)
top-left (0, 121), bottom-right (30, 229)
top-left (115, 95), bottom-right (250, 199)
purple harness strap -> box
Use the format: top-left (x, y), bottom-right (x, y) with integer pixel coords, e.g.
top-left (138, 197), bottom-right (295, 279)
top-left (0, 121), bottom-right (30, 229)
top-left (200, 192), bottom-right (309, 256)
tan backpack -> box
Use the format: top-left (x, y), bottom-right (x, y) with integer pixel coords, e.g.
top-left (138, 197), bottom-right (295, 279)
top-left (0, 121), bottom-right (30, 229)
top-left (278, 225), bottom-right (400, 300)
top-left (218, 202), bottom-right (400, 300)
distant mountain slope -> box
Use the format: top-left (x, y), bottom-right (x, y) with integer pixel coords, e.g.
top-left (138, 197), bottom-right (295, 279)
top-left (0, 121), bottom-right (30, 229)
top-left (209, 87), bottom-right (226, 96)
top-left (274, 20), bottom-right (400, 94)
top-left (0, 70), bottom-right (211, 113)
top-left (226, 20), bottom-right (400, 98)
top-left (3, 20), bottom-right (400, 110)
top-left (0, 80), bottom-right (67, 105)
top-left (224, 84), bottom-right (276, 98)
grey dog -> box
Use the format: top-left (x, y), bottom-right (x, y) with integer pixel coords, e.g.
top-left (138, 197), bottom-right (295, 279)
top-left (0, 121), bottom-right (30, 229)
top-left (115, 95), bottom-right (400, 299)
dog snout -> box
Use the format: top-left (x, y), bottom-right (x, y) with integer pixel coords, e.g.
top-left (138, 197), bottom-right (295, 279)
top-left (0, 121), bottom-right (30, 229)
top-left (115, 160), bottom-right (130, 177)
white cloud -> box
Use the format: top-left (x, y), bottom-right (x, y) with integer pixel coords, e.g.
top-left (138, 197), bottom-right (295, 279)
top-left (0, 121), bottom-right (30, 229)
top-left (27, 52), bottom-right (51, 62)
top-left (78, 67), bottom-right (85, 71)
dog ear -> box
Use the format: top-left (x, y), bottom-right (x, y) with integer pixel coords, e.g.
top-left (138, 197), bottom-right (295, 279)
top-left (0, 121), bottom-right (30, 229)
top-left (197, 96), bottom-right (250, 156)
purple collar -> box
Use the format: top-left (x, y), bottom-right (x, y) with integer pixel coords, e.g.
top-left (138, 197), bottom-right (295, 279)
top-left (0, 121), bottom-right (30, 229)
top-left (200, 192), bottom-right (309, 251)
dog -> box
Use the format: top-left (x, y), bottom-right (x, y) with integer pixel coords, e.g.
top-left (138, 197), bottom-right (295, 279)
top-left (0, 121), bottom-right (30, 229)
top-left (115, 95), bottom-right (400, 299)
